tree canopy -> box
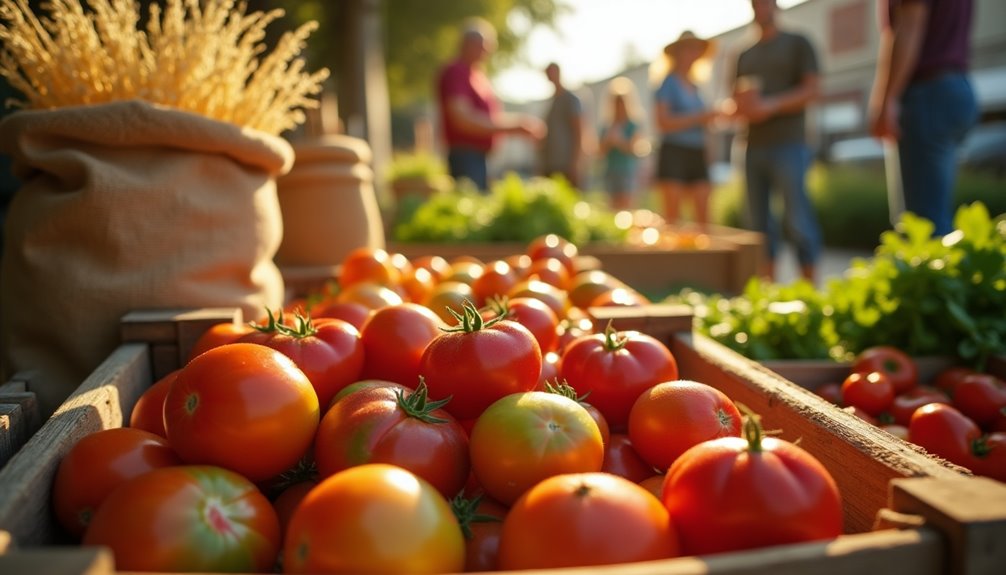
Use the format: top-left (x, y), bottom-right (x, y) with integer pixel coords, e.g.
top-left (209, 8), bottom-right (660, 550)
top-left (287, 0), bottom-right (566, 109)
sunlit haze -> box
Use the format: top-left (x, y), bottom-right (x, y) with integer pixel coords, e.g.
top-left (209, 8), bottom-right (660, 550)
top-left (495, 0), bottom-right (808, 103)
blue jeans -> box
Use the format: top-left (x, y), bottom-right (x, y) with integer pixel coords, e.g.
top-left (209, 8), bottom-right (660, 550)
top-left (447, 148), bottom-right (489, 191)
top-left (897, 72), bottom-right (978, 236)
top-left (743, 142), bottom-right (821, 267)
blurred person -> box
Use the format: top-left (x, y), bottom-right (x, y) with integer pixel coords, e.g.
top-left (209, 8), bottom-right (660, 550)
top-left (730, 0), bottom-right (822, 282)
top-left (869, 0), bottom-right (978, 236)
top-left (653, 31), bottom-right (720, 231)
top-left (539, 62), bottom-right (586, 188)
top-left (598, 76), bottom-right (646, 211)
top-left (436, 17), bottom-right (544, 191)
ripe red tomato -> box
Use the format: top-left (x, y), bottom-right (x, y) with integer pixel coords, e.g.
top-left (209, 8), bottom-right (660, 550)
top-left (589, 287), bottom-right (651, 308)
top-left (471, 260), bottom-right (520, 306)
top-left (469, 391), bottom-right (604, 505)
top-left (401, 265), bottom-right (436, 304)
top-left (507, 278), bottom-right (569, 319)
top-left (186, 321), bottom-right (254, 362)
top-left (489, 296), bottom-right (560, 355)
top-left (952, 373), bottom-right (1006, 428)
top-left (841, 370), bottom-right (895, 417)
top-left (129, 369), bottom-right (178, 437)
top-left (335, 281), bottom-right (404, 310)
top-left (601, 433), bottom-right (657, 483)
top-left (314, 381), bottom-right (470, 499)
top-left (164, 343), bottom-right (320, 482)
top-left (338, 247), bottom-right (402, 288)
top-left (524, 257), bottom-right (572, 290)
top-left (538, 351), bottom-right (561, 388)
top-left (237, 315), bottom-right (364, 410)
top-left (498, 472), bottom-right (679, 569)
top-left (526, 234), bottom-right (578, 275)
top-left (970, 432), bottom-right (1006, 482)
top-left (908, 403), bottom-right (981, 467)
top-left (851, 345), bottom-right (918, 394)
top-left (628, 380), bottom-right (742, 471)
top-left (662, 414), bottom-right (843, 555)
top-left (52, 428), bottom-right (180, 538)
top-left (421, 302), bottom-right (542, 421)
top-left (452, 493), bottom-right (508, 572)
top-left (309, 300), bottom-right (371, 330)
top-left (273, 480), bottom-right (317, 537)
top-left (559, 327), bottom-right (679, 429)
top-left (83, 465), bottom-right (280, 572)
top-left (359, 303), bottom-right (444, 387)
top-left (411, 255), bottom-right (452, 283)
top-left (890, 386), bottom-right (951, 426)
top-left (284, 464), bottom-right (465, 574)
top-left (933, 366), bottom-right (977, 397)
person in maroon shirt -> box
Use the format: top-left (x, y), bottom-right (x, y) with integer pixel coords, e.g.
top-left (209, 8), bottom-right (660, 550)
top-left (436, 18), bottom-right (544, 190)
top-left (869, 0), bottom-right (979, 236)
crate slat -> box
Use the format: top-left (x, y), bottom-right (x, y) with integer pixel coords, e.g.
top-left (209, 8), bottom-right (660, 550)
top-left (0, 344), bottom-right (151, 546)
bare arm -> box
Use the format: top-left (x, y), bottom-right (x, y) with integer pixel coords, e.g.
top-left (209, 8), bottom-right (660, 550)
top-left (655, 97), bottom-right (715, 133)
top-left (446, 95), bottom-right (543, 139)
top-left (869, 0), bottom-right (929, 139)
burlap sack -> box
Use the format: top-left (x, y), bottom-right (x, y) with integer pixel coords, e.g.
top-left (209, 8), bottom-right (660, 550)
top-left (275, 135), bottom-right (385, 267)
top-left (0, 100), bottom-right (290, 416)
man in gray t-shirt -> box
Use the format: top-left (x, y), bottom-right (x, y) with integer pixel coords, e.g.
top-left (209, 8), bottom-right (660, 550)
top-left (731, 0), bottom-right (822, 283)
top-left (539, 62), bottom-right (585, 188)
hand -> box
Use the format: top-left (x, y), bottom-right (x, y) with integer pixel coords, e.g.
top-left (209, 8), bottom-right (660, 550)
top-left (869, 100), bottom-right (900, 141)
top-left (514, 116), bottom-right (546, 140)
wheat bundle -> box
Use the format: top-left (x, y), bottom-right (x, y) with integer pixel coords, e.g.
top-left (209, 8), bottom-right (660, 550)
top-left (0, 0), bottom-right (329, 135)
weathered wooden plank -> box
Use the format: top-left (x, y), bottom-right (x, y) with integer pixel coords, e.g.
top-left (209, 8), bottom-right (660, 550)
top-left (0, 344), bottom-right (151, 547)
top-left (891, 476), bottom-right (1006, 575)
top-left (0, 546), bottom-right (115, 575)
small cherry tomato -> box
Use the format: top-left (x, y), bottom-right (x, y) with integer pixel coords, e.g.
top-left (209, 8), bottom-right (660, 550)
top-left (841, 370), bottom-right (895, 417)
top-left (851, 346), bottom-right (918, 394)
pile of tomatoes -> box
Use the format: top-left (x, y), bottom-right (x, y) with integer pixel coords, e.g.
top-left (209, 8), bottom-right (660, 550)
top-left (51, 235), bottom-right (845, 573)
top-left (815, 346), bottom-right (1006, 481)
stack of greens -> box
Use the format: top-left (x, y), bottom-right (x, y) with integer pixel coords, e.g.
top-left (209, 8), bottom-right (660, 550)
top-left (675, 203), bottom-right (1006, 370)
top-left (392, 174), bottom-right (626, 246)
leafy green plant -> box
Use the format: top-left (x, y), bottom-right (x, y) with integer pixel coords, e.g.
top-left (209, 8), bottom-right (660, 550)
top-left (673, 279), bottom-right (841, 362)
top-left (392, 174), bottom-right (626, 245)
top-left (674, 203), bottom-right (1006, 369)
top-left (827, 203), bottom-right (1006, 369)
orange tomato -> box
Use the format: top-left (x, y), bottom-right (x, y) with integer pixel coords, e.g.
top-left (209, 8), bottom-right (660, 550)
top-left (498, 472), bottom-right (679, 569)
top-left (284, 464), bottom-right (465, 574)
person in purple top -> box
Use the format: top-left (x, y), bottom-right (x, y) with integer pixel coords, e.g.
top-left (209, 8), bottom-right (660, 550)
top-left (869, 0), bottom-right (978, 236)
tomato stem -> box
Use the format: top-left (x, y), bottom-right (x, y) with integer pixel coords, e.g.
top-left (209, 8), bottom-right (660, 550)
top-left (450, 493), bottom-right (502, 540)
top-left (736, 402), bottom-right (764, 453)
top-left (395, 377), bottom-right (452, 424)
top-left (442, 299), bottom-right (504, 333)
top-left (601, 320), bottom-right (629, 352)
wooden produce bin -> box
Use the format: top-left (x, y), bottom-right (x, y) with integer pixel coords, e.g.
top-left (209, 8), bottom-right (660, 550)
top-left (2, 306), bottom-right (1006, 575)
top-left (388, 225), bottom-right (764, 296)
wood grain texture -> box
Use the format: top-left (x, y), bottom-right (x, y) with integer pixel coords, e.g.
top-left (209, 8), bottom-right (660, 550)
top-left (892, 477), bottom-right (1006, 575)
top-left (0, 344), bottom-right (151, 546)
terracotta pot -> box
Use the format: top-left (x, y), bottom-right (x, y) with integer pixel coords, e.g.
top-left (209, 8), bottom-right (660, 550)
top-left (276, 135), bottom-right (385, 266)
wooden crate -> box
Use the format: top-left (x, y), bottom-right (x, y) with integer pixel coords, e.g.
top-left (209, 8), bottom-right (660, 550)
top-left (387, 225), bottom-right (763, 296)
top-left (2, 306), bottom-right (1005, 575)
